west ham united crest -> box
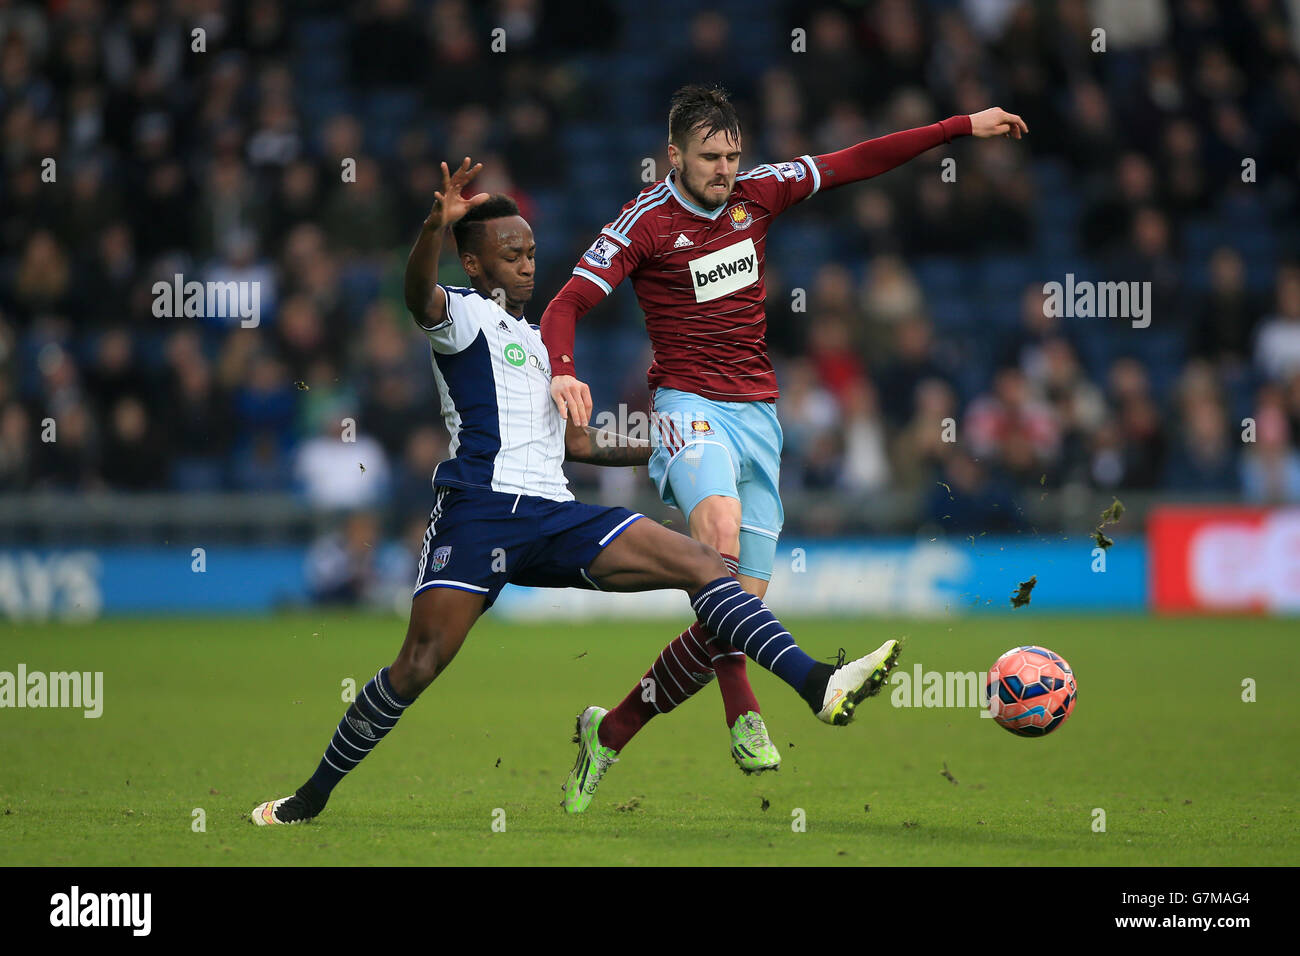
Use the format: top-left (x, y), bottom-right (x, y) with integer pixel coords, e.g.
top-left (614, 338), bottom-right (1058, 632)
top-left (430, 546), bottom-right (452, 572)
top-left (728, 202), bottom-right (753, 230)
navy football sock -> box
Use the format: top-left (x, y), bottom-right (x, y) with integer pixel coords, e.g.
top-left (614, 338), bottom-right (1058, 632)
top-left (690, 578), bottom-right (819, 697)
top-left (302, 666), bottom-right (413, 809)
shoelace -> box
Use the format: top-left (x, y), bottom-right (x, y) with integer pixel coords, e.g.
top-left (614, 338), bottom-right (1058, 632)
top-left (594, 749), bottom-right (618, 772)
top-left (590, 733), bottom-right (619, 771)
top-left (741, 715), bottom-right (771, 746)
top-left (828, 647), bottom-right (847, 669)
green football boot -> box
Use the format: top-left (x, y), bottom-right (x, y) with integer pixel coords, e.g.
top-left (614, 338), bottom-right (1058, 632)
top-left (563, 706), bottom-right (619, 814)
top-left (730, 711), bottom-right (781, 774)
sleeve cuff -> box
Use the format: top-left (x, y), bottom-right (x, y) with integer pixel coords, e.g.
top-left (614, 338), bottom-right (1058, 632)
top-left (939, 114), bottom-right (973, 142)
top-left (572, 267), bottom-right (613, 296)
top-left (550, 356), bottom-right (577, 378)
top-left (413, 284), bottom-right (454, 331)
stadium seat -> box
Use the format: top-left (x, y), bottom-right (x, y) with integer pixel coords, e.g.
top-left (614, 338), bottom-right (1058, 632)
top-left (292, 56), bottom-right (348, 91)
top-left (339, 265), bottom-right (381, 318)
top-left (561, 124), bottom-right (612, 155)
top-left (363, 90), bottom-right (420, 158)
top-left (977, 255), bottom-right (1035, 298)
top-left (912, 256), bottom-right (967, 296)
top-left (293, 17), bottom-right (349, 53)
top-left (1031, 158), bottom-right (1071, 193)
top-left (1182, 219), bottom-right (1220, 256)
top-left (299, 90), bottom-right (356, 129)
top-left (979, 290), bottom-right (1026, 330)
top-left (926, 293), bottom-right (980, 331)
top-left (171, 458), bottom-right (226, 493)
top-left (1036, 221), bottom-right (1079, 263)
top-left (1035, 192), bottom-right (1081, 227)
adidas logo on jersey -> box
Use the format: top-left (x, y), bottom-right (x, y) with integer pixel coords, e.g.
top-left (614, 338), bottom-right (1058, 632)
top-left (498, 319), bottom-right (510, 331)
top-left (674, 233), bottom-right (694, 248)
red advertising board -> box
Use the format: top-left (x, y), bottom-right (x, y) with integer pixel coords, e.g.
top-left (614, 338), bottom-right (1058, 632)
top-left (1149, 506), bottom-right (1300, 613)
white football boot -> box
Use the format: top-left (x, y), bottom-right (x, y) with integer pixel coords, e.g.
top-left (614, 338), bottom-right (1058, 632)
top-left (815, 639), bottom-right (902, 725)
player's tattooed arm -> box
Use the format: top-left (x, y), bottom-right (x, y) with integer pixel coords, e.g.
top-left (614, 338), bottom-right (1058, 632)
top-left (564, 420), bottom-right (652, 466)
top-left (404, 157), bottom-right (488, 329)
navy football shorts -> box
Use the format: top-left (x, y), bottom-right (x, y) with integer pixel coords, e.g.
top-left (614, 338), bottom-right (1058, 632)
top-left (413, 486), bottom-right (645, 609)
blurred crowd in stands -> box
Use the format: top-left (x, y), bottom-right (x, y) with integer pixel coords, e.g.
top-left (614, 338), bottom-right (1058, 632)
top-left (3, 0), bottom-right (1300, 537)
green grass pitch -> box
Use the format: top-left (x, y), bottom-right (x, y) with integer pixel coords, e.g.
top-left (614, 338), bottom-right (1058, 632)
top-left (2, 613), bottom-right (1295, 866)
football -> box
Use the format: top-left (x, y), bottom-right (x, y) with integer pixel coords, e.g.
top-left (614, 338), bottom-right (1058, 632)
top-left (986, 646), bottom-right (1077, 737)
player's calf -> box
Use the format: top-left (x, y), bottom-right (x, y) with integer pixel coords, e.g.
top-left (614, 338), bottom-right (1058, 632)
top-left (250, 664), bottom-right (415, 825)
top-left (250, 590), bottom-right (479, 825)
top-left (690, 577), bottom-right (902, 723)
top-left (389, 622), bottom-right (451, 699)
top-left (598, 621), bottom-right (716, 751)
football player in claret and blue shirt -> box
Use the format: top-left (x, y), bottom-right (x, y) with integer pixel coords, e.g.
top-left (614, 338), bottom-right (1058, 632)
top-left (251, 158), bottom-right (901, 825)
top-left (542, 85), bottom-right (1027, 796)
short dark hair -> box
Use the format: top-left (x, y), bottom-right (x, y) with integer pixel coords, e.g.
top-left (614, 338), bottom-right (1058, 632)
top-left (668, 84), bottom-right (741, 150)
top-left (451, 194), bottom-right (520, 256)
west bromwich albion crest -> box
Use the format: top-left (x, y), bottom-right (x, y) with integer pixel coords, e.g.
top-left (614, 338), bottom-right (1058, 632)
top-left (430, 546), bottom-right (452, 572)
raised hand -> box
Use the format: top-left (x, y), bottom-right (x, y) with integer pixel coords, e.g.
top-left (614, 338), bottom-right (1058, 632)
top-left (969, 107), bottom-right (1029, 139)
top-left (426, 157), bottom-right (490, 230)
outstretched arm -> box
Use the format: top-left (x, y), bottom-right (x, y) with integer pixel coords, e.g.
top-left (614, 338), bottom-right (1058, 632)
top-left (813, 107), bottom-right (1027, 192)
top-left (542, 212), bottom-right (651, 428)
top-left (541, 277), bottom-right (605, 428)
top-left (404, 157), bottom-right (489, 328)
top-left (564, 419), bottom-right (651, 466)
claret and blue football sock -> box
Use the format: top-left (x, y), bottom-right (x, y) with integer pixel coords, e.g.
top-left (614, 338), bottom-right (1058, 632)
top-left (298, 666), bottom-right (413, 812)
top-left (597, 553), bottom-right (762, 751)
top-left (598, 621), bottom-right (716, 750)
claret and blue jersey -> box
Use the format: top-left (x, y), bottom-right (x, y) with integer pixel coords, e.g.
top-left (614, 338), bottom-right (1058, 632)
top-left (569, 157), bottom-right (822, 403)
top-left (555, 159), bottom-right (825, 576)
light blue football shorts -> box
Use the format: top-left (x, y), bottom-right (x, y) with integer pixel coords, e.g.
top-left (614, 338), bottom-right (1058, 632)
top-left (647, 387), bottom-right (784, 580)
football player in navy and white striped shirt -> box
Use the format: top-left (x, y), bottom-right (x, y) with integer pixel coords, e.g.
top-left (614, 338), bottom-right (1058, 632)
top-left (251, 159), bottom-right (901, 824)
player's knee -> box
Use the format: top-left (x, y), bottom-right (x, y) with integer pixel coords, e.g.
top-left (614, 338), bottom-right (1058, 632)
top-left (691, 500), bottom-right (741, 553)
top-left (684, 539), bottom-right (728, 589)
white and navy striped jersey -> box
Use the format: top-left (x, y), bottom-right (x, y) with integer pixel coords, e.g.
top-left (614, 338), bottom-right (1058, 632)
top-left (418, 285), bottom-right (571, 502)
